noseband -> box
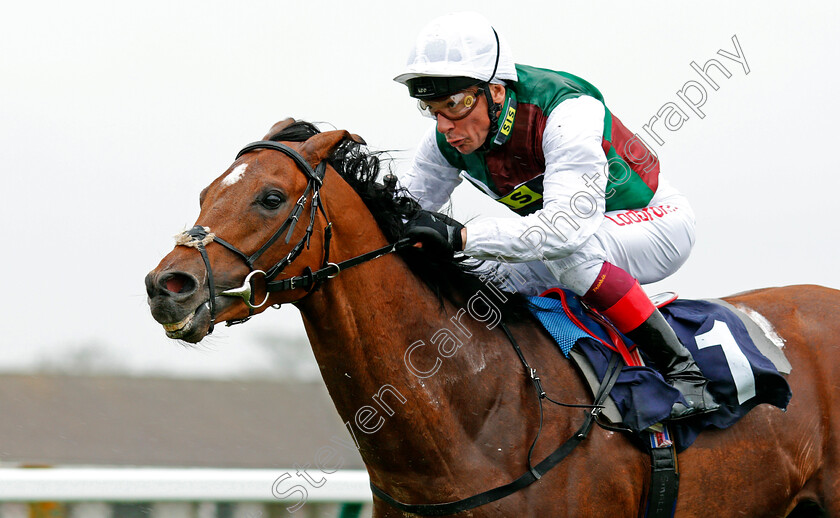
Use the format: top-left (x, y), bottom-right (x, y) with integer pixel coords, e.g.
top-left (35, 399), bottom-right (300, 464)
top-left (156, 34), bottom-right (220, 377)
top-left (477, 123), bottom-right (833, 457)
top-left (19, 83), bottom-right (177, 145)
top-left (177, 140), bottom-right (411, 334)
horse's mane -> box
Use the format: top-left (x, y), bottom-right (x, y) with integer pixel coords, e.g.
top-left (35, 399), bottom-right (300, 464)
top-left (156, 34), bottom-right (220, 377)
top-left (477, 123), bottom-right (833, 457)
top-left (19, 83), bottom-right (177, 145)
top-left (269, 120), bottom-right (526, 314)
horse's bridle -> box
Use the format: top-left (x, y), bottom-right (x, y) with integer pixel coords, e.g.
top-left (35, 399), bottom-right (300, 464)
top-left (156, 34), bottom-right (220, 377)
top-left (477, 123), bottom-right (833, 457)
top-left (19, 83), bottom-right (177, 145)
top-left (177, 140), bottom-right (411, 334)
top-left (174, 139), bottom-right (625, 515)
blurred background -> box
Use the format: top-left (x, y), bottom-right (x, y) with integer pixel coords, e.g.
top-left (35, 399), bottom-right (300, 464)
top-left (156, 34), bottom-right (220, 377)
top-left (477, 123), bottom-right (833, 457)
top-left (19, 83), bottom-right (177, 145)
top-left (0, 1), bottom-right (838, 515)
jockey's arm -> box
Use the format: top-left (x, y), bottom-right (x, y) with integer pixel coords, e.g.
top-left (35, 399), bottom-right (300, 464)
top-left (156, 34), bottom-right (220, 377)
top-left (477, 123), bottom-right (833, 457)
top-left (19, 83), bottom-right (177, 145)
top-left (462, 95), bottom-right (608, 262)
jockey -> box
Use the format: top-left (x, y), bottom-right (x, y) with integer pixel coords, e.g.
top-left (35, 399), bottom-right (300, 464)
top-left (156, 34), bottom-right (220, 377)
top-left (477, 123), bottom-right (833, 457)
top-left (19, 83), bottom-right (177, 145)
top-left (394, 12), bottom-right (719, 420)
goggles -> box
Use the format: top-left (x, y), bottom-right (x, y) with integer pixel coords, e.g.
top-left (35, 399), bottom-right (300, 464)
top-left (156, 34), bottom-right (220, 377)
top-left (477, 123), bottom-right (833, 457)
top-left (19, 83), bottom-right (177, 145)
top-left (417, 88), bottom-right (484, 120)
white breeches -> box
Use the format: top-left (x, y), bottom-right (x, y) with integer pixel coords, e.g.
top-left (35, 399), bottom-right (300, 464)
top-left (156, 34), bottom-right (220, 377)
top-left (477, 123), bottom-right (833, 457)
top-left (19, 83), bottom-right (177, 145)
top-left (477, 186), bottom-right (696, 297)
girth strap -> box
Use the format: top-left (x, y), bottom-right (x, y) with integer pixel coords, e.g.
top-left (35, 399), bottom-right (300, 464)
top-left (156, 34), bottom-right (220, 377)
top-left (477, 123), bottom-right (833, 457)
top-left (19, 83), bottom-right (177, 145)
top-left (645, 440), bottom-right (679, 518)
top-left (369, 345), bottom-right (623, 516)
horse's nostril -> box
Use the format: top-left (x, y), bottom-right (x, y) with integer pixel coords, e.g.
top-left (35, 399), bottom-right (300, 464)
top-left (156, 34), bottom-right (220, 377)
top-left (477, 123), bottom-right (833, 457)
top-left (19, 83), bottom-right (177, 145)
top-left (159, 272), bottom-right (197, 296)
top-left (166, 276), bottom-right (186, 294)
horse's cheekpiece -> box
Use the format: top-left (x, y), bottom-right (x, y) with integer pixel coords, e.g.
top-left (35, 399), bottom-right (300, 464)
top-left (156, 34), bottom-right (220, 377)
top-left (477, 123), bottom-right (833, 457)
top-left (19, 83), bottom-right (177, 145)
top-left (529, 289), bottom-right (793, 451)
top-left (170, 141), bottom-right (330, 334)
top-left (173, 141), bottom-right (412, 334)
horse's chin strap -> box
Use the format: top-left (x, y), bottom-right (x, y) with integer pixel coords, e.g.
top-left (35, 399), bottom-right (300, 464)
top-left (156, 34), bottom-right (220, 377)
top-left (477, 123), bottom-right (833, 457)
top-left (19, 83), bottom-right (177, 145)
top-left (369, 324), bottom-right (623, 517)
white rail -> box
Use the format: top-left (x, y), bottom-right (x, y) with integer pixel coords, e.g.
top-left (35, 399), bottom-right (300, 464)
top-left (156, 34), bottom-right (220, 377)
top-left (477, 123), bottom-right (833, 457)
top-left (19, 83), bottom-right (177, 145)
top-left (0, 468), bottom-right (372, 502)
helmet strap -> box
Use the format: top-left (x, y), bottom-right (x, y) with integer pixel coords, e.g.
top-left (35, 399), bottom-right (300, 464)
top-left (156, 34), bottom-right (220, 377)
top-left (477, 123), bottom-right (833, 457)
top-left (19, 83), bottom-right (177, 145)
top-left (480, 87), bottom-right (503, 152)
top-left (479, 28), bottom-right (503, 152)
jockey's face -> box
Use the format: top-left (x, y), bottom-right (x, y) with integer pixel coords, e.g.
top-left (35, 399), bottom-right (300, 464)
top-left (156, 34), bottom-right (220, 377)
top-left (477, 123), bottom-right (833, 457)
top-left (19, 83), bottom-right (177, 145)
top-left (434, 84), bottom-right (506, 155)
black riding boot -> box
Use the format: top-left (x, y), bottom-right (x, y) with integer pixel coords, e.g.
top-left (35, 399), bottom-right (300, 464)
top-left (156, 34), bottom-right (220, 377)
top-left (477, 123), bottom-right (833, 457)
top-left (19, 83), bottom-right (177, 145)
top-left (625, 309), bottom-right (721, 420)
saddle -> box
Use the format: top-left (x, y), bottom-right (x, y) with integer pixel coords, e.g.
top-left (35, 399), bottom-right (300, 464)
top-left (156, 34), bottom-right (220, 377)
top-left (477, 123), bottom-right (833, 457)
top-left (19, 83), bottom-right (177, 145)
top-left (529, 289), bottom-right (792, 451)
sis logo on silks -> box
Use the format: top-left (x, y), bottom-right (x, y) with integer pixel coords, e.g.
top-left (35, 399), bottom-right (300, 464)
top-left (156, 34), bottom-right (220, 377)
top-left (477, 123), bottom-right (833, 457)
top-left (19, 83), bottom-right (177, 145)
top-left (500, 105), bottom-right (516, 136)
top-left (498, 184), bottom-right (542, 210)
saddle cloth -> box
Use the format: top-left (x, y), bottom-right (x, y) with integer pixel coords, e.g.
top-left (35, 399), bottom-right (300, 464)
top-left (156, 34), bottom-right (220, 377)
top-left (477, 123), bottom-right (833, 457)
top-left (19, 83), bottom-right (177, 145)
top-left (528, 289), bottom-right (792, 451)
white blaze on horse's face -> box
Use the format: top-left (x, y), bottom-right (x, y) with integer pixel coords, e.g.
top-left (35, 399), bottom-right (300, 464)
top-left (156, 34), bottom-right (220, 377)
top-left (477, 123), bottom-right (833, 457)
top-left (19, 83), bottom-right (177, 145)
top-left (221, 163), bottom-right (248, 188)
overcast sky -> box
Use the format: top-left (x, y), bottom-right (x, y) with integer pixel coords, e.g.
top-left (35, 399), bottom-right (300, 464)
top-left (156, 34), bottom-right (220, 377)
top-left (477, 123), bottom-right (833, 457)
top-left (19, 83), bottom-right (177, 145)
top-left (1, 1), bottom-right (838, 379)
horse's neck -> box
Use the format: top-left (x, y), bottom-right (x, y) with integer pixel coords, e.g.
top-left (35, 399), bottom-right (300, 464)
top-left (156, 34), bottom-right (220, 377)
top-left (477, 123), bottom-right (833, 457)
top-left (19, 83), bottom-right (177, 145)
top-left (294, 179), bottom-right (583, 496)
top-left (297, 250), bottom-right (528, 473)
top-left (299, 253), bottom-right (474, 408)
top-left (295, 177), bottom-right (491, 425)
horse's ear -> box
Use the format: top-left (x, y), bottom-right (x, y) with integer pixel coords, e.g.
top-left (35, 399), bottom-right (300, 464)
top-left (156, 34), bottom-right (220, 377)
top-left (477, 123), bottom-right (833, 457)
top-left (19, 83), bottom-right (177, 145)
top-left (299, 130), bottom-right (366, 167)
top-left (263, 118), bottom-right (297, 140)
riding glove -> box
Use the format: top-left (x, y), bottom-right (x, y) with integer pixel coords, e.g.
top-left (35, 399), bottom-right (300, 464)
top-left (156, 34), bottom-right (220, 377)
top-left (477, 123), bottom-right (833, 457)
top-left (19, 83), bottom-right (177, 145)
top-left (405, 210), bottom-right (465, 259)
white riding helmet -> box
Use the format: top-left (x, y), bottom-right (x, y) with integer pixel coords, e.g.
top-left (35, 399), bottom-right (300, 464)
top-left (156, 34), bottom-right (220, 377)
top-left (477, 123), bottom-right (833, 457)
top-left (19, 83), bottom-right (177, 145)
top-left (394, 12), bottom-right (518, 99)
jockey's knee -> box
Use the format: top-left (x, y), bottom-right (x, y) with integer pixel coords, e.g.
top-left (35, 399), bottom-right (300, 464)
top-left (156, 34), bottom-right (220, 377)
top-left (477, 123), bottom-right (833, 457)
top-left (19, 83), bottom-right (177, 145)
top-left (552, 258), bottom-right (607, 296)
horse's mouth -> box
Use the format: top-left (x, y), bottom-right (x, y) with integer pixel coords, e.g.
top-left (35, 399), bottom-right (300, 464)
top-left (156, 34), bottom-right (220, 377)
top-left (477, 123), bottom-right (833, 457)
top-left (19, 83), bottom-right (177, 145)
top-left (160, 301), bottom-right (212, 342)
top-left (163, 311), bottom-right (197, 338)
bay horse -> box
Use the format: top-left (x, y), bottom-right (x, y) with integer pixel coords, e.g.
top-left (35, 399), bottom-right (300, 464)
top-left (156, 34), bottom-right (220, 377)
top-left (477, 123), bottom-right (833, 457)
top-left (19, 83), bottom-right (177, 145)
top-left (145, 119), bottom-right (840, 517)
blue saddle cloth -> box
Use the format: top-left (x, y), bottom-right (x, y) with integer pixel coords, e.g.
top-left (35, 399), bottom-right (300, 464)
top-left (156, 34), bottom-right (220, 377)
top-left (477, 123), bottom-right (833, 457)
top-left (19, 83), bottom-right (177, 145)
top-left (528, 291), bottom-right (792, 451)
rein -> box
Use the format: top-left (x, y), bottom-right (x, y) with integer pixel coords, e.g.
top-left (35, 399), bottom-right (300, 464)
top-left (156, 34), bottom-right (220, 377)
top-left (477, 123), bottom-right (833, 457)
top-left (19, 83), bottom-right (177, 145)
top-left (177, 140), bottom-right (412, 332)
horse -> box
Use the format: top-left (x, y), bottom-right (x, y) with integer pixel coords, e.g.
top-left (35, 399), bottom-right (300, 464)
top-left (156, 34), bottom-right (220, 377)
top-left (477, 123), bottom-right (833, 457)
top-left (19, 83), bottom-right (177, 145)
top-left (145, 118), bottom-right (840, 517)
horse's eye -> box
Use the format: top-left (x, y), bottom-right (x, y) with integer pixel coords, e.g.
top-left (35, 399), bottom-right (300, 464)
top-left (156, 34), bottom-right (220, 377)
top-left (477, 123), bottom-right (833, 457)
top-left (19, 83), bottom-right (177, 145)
top-left (260, 191), bottom-right (286, 210)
